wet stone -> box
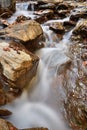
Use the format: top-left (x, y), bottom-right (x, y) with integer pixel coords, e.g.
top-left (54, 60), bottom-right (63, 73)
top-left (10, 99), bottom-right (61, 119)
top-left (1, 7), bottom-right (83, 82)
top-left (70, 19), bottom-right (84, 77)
top-left (28, 1), bottom-right (39, 11)
top-left (63, 20), bottom-right (76, 28)
top-left (37, 0), bottom-right (63, 4)
top-left (0, 20), bottom-right (44, 51)
top-left (0, 19), bottom-right (9, 30)
top-left (64, 38), bottom-right (87, 130)
top-left (70, 7), bottom-right (87, 22)
top-left (16, 15), bottom-right (31, 23)
top-left (0, 89), bottom-right (6, 105)
top-left (57, 9), bottom-right (70, 18)
top-left (64, 77), bottom-right (87, 130)
top-left (0, 108), bottom-right (12, 116)
top-left (38, 3), bottom-right (55, 10)
top-left (21, 128), bottom-right (48, 130)
top-left (34, 9), bottom-right (54, 24)
top-left (0, 118), bottom-right (18, 130)
top-left (56, 3), bottom-right (69, 10)
top-left (49, 22), bottom-right (65, 34)
top-left (0, 0), bottom-right (16, 18)
top-left (72, 19), bottom-right (87, 41)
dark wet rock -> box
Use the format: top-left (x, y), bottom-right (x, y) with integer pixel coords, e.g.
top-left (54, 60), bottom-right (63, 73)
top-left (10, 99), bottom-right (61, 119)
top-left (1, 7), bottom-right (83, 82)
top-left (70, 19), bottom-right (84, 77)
top-left (0, 19), bottom-right (9, 30)
top-left (63, 20), bottom-right (76, 28)
top-left (0, 20), bottom-right (43, 42)
top-left (49, 22), bottom-right (65, 34)
top-left (21, 128), bottom-right (48, 130)
top-left (37, 0), bottom-right (63, 4)
top-left (0, 108), bottom-right (12, 116)
top-left (70, 13), bottom-right (87, 22)
top-left (55, 2), bottom-right (74, 18)
top-left (16, 15), bottom-right (31, 23)
top-left (0, 0), bottom-right (16, 18)
top-left (56, 3), bottom-right (69, 10)
top-left (0, 118), bottom-right (18, 130)
top-left (27, 0), bottom-right (63, 11)
top-left (28, 1), bottom-right (40, 11)
top-left (70, 7), bottom-right (87, 22)
top-left (57, 9), bottom-right (70, 18)
top-left (34, 9), bottom-right (54, 24)
top-left (0, 40), bottom-right (39, 91)
top-left (72, 19), bottom-right (87, 41)
top-left (0, 20), bottom-right (44, 51)
top-left (28, 1), bottom-right (55, 11)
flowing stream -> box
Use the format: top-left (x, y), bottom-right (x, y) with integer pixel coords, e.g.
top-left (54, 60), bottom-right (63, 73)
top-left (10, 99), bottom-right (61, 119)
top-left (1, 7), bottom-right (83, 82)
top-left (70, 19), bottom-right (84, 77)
top-left (3, 1), bottom-right (74, 130)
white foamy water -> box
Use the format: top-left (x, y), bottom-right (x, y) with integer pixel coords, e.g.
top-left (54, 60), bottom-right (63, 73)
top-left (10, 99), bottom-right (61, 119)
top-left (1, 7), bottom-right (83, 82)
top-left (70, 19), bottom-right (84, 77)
top-left (4, 47), bottom-right (71, 130)
top-left (4, 1), bottom-right (73, 130)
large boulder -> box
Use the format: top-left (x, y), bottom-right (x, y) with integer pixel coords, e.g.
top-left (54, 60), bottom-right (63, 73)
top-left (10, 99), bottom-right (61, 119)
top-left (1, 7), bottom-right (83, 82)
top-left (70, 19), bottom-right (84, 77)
top-left (0, 20), bottom-right (44, 52)
top-left (0, 40), bottom-right (39, 103)
top-left (72, 19), bottom-right (87, 41)
top-left (63, 41), bottom-right (87, 130)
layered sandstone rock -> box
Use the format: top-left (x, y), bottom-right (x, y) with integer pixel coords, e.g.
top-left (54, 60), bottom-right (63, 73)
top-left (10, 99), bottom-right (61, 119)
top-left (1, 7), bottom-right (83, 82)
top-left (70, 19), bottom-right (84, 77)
top-left (0, 40), bottom-right (39, 91)
top-left (0, 20), bottom-right (44, 51)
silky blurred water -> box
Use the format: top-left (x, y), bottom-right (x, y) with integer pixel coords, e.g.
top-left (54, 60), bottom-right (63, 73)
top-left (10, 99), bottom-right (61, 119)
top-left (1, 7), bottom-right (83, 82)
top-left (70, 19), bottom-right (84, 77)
top-left (4, 1), bottom-right (73, 130)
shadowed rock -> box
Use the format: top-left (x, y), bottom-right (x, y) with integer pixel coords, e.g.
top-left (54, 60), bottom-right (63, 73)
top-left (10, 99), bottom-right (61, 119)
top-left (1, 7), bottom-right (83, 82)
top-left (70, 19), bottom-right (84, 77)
top-left (49, 22), bottom-right (65, 34)
top-left (0, 108), bottom-right (12, 116)
top-left (21, 128), bottom-right (48, 130)
top-left (71, 19), bottom-right (87, 42)
top-left (0, 40), bottom-right (39, 103)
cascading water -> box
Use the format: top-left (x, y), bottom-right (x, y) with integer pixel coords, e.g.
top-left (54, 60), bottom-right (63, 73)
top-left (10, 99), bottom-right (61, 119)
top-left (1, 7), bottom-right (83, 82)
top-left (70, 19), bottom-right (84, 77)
top-left (2, 1), bottom-right (74, 130)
